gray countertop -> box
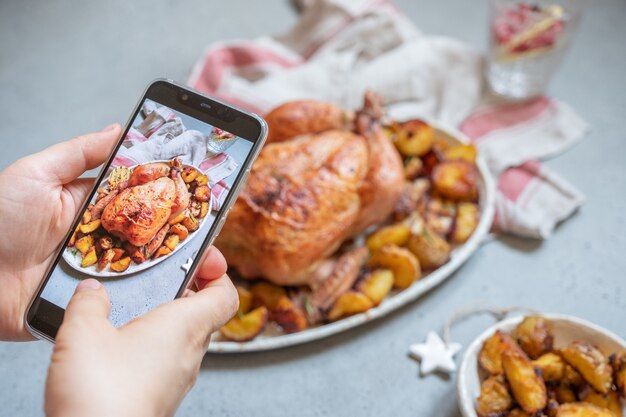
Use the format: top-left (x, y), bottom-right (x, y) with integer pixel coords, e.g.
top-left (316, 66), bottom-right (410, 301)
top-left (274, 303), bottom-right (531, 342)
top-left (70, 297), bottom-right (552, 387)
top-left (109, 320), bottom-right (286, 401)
top-left (1, 1), bottom-right (625, 416)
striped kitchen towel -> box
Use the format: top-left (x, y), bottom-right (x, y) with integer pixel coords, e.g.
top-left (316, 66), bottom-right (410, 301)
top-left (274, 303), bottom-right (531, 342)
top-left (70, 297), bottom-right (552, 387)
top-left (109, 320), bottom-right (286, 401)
top-left (188, 0), bottom-right (588, 238)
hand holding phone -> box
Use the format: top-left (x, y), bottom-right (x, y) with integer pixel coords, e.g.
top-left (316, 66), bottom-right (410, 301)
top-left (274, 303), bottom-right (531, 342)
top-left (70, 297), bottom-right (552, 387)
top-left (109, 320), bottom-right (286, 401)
top-left (45, 249), bottom-right (235, 417)
top-left (0, 125), bottom-right (123, 341)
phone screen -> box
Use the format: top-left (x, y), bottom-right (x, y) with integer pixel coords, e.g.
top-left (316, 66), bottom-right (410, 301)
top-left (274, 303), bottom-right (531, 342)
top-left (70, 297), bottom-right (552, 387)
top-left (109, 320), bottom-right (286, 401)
top-left (28, 81), bottom-right (265, 336)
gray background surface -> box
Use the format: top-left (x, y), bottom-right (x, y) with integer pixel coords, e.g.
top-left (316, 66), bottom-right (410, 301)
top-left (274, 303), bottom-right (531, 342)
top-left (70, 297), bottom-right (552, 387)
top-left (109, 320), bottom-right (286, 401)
top-left (1, 0), bottom-right (625, 416)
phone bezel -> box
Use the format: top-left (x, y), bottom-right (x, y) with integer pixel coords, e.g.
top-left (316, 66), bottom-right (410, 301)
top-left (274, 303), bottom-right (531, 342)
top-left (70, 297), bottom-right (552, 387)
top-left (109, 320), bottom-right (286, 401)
top-left (24, 79), bottom-right (267, 343)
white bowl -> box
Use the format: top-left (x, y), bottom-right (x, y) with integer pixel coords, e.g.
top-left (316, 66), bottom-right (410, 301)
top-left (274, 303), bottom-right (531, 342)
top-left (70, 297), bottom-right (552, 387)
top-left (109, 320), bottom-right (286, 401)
top-left (457, 313), bottom-right (626, 417)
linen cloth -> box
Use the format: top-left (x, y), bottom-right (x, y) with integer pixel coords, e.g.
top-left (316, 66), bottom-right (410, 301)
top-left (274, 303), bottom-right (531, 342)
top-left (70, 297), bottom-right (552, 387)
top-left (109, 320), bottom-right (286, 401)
top-left (188, 0), bottom-right (588, 238)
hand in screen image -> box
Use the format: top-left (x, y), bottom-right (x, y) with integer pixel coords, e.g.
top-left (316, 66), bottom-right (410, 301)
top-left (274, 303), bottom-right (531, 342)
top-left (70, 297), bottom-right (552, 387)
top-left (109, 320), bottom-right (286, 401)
top-left (0, 125), bottom-right (123, 340)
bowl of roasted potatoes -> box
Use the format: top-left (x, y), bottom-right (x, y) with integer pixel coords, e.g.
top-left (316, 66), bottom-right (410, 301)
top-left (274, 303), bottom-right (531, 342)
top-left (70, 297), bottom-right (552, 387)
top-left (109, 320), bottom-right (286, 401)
top-left (458, 314), bottom-right (626, 417)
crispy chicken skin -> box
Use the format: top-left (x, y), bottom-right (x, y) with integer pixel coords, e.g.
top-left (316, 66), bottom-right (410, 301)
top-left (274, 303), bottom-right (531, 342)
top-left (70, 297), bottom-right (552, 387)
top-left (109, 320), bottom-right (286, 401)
top-left (350, 91), bottom-right (405, 234)
top-left (264, 100), bottom-right (352, 143)
top-left (101, 177), bottom-right (176, 247)
top-left (168, 160), bottom-right (191, 221)
top-left (217, 130), bottom-right (368, 285)
top-left (128, 162), bottom-right (170, 187)
top-left (217, 92), bottom-right (405, 286)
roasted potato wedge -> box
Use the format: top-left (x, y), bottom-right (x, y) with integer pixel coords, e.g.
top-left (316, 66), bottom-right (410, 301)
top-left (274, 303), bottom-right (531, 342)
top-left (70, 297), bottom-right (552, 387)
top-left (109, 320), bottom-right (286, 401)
top-left (271, 297), bottom-right (308, 333)
top-left (432, 160), bottom-right (479, 202)
top-left (153, 246), bottom-right (172, 259)
top-left (181, 167), bottom-right (198, 183)
top-left (250, 282), bottom-right (307, 333)
top-left (164, 234), bottom-right (180, 251)
top-left (97, 249), bottom-right (115, 272)
top-left (555, 383), bottom-right (578, 404)
top-left (443, 143), bottom-right (477, 163)
top-left (111, 248), bottom-right (125, 262)
top-left (556, 403), bottom-right (616, 417)
top-left (182, 215), bottom-right (199, 232)
top-left (195, 174), bottom-right (209, 186)
top-left (82, 209), bottom-right (91, 225)
top-left (79, 219), bottom-right (101, 234)
top-left (366, 223), bottom-right (411, 252)
top-left (81, 247), bottom-right (98, 267)
top-left (358, 269), bottom-right (394, 306)
top-left (394, 119), bottom-right (434, 157)
top-left (109, 256), bottom-right (131, 272)
top-left (508, 409), bottom-right (530, 417)
top-left (610, 352), bottom-right (626, 397)
top-left (236, 286), bottom-right (253, 315)
top-left (123, 243), bottom-right (146, 264)
top-left (199, 201), bottom-right (209, 219)
top-left (561, 341), bottom-right (613, 394)
top-left (220, 306), bottom-right (268, 342)
top-left (194, 185), bottom-right (211, 202)
top-left (452, 202), bottom-right (479, 244)
top-left (327, 291), bottom-right (374, 322)
top-left (479, 330), bottom-right (520, 375)
top-left (502, 350), bottom-right (547, 414)
top-left (168, 212), bottom-right (186, 225)
top-left (534, 352), bottom-right (566, 382)
top-left (368, 244), bottom-right (421, 289)
top-left (406, 225), bottom-right (451, 270)
top-left (97, 236), bottom-right (113, 252)
top-left (513, 316), bottom-right (555, 359)
top-left (75, 235), bottom-right (95, 255)
top-left (476, 375), bottom-right (513, 417)
top-left (169, 223), bottom-right (189, 241)
top-left (582, 390), bottom-right (622, 417)
top-left (251, 282), bottom-right (287, 308)
top-left (562, 364), bottom-right (586, 389)
top-left (68, 225), bottom-right (80, 247)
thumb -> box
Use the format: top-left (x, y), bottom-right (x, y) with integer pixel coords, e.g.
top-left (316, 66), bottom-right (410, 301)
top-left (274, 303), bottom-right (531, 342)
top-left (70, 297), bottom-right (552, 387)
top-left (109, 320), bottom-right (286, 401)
top-left (28, 123), bottom-right (122, 185)
top-left (63, 279), bottom-right (111, 325)
top-left (135, 274), bottom-right (238, 348)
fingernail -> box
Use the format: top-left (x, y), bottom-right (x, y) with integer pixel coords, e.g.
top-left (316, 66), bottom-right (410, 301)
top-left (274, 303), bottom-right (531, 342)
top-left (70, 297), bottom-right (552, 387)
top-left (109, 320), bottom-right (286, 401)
top-left (76, 279), bottom-right (101, 293)
top-left (101, 123), bottom-right (118, 132)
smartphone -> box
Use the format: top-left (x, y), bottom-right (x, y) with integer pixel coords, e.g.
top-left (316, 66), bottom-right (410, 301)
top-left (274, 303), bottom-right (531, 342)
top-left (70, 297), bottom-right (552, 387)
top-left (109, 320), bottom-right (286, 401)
top-left (25, 79), bottom-right (267, 342)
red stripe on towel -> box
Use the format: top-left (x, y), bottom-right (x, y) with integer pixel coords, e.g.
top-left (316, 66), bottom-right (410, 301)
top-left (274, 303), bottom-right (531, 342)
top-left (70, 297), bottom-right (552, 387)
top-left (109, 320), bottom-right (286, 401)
top-left (112, 153), bottom-right (138, 168)
top-left (498, 160), bottom-right (542, 203)
top-left (460, 97), bottom-right (551, 142)
top-left (199, 153), bottom-right (228, 172)
top-left (192, 44), bottom-right (301, 94)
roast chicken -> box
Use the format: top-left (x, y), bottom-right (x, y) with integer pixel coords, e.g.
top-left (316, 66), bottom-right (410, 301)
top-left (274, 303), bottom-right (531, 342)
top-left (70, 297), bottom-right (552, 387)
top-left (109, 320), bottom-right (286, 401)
top-left (100, 160), bottom-right (190, 247)
top-left (217, 92), bottom-right (405, 286)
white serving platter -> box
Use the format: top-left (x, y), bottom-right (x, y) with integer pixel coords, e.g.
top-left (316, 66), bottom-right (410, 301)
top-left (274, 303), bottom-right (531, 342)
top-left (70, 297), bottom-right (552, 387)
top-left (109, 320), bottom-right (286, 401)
top-left (207, 118), bottom-right (496, 353)
top-left (457, 313), bottom-right (626, 417)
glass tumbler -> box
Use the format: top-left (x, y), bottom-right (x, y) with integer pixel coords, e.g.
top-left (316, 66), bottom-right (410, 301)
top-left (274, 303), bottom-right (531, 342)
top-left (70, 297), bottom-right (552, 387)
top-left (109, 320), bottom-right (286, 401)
top-left (206, 127), bottom-right (239, 156)
top-left (486, 0), bottom-right (584, 100)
